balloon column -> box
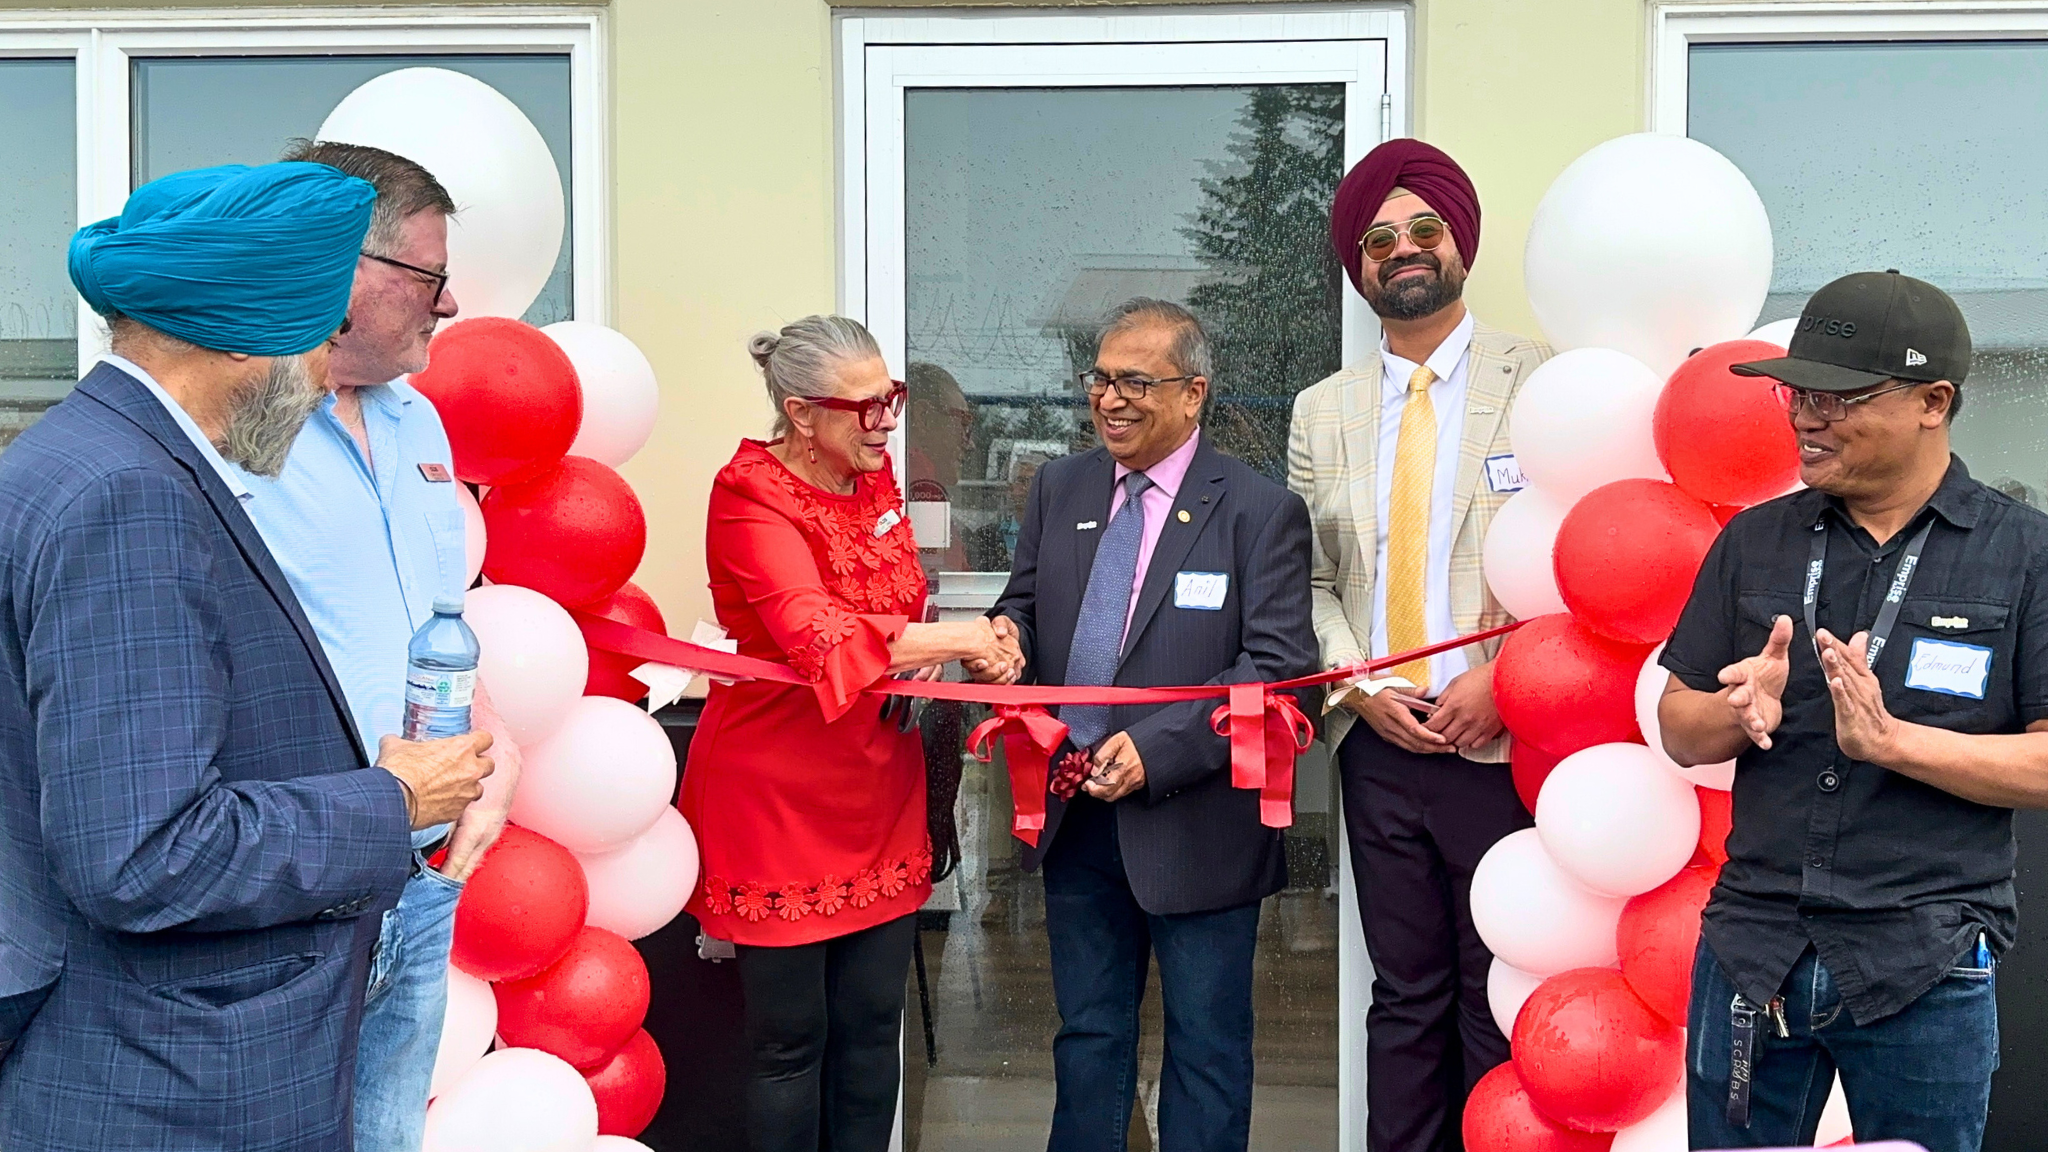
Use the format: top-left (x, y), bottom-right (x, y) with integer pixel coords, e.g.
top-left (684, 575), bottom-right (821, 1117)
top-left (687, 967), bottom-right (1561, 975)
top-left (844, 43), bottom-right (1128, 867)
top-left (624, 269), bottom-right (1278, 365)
top-left (1464, 134), bottom-right (1817, 1151)
top-left (324, 67), bottom-right (695, 1149)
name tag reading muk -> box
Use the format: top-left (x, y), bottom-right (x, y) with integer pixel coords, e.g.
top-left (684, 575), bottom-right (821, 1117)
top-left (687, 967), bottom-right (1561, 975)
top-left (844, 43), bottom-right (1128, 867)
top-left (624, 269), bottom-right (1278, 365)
top-left (1484, 454), bottom-right (1528, 493)
top-left (1904, 637), bottom-right (1992, 700)
top-left (1174, 571), bottom-right (1228, 610)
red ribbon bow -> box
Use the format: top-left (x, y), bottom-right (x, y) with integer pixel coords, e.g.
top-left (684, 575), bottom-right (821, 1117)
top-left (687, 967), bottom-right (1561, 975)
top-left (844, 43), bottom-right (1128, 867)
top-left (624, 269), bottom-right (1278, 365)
top-left (1210, 687), bottom-right (1315, 829)
top-left (968, 704), bottom-right (1070, 847)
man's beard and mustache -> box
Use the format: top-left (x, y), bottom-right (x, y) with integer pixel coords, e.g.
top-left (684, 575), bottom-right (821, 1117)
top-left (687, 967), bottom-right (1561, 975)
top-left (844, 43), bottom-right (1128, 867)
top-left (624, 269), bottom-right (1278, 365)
top-left (216, 354), bottom-right (326, 478)
top-left (1362, 250), bottom-right (1468, 321)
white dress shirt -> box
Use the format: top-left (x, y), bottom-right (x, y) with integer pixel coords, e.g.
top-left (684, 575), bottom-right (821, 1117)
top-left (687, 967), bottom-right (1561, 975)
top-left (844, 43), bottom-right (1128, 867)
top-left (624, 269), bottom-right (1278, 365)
top-left (1369, 310), bottom-right (1474, 692)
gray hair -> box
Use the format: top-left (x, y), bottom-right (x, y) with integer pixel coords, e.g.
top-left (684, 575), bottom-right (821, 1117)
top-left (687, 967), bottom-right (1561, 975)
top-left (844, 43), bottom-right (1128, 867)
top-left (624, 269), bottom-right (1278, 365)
top-left (281, 139), bottom-right (457, 256)
top-left (748, 315), bottom-right (882, 435)
top-left (1099, 297), bottom-right (1213, 380)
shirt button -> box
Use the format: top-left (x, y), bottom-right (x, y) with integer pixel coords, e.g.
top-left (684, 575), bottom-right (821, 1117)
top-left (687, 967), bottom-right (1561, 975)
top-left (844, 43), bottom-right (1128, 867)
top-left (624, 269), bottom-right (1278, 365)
top-left (1808, 854), bottom-right (1827, 869)
top-left (1817, 770), bottom-right (1841, 792)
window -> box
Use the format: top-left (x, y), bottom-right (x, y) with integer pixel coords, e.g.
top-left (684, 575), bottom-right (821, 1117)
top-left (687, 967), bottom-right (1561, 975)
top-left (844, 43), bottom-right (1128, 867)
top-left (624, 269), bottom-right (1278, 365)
top-left (0, 9), bottom-right (604, 444)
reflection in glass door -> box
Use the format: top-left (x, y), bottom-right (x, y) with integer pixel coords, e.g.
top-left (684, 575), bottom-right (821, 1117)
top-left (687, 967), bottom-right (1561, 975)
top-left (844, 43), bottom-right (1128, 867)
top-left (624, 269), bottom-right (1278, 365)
top-left (851, 16), bottom-right (1403, 1149)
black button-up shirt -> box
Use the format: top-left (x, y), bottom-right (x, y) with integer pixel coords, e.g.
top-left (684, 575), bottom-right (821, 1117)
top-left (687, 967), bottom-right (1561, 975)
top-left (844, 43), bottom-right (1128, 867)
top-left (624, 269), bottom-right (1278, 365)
top-left (1663, 458), bottom-right (2048, 1024)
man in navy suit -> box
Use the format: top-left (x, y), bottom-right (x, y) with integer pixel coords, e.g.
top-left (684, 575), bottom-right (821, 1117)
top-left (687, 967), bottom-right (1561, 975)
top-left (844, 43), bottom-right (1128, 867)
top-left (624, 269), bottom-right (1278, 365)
top-left (0, 162), bottom-right (493, 1151)
top-left (992, 298), bottom-right (1318, 1152)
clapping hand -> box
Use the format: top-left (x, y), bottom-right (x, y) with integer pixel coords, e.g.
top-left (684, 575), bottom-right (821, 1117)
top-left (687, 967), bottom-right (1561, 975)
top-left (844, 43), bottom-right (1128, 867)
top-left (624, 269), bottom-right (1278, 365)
top-left (1818, 628), bottom-right (1900, 763)
top-left (1720, 614), bottom-right (1794, 750)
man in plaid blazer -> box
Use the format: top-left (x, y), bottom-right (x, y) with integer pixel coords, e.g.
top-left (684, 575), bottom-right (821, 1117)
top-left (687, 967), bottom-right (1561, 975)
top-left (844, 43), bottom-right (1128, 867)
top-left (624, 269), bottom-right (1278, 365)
top-left (0, 163), bottom-right (492, 1151)
top-left (1288, 140), bottom-right (1549, 1152)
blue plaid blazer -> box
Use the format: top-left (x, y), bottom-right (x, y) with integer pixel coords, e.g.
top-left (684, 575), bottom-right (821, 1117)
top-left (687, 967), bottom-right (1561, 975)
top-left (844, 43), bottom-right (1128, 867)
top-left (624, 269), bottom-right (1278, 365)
top-left (0, 363), bottom-right (414, 1150)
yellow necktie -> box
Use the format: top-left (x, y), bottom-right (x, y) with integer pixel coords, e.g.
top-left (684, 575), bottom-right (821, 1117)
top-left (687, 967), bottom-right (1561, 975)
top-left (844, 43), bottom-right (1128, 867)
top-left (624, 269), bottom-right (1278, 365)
top-left (1387, 365), bottom-right (1436, 694)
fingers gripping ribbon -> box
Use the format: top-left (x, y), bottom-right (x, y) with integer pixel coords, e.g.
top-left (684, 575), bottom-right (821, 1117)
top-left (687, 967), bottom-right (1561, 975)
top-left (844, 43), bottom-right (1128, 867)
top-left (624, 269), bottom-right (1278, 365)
top-left (1211, 687), bottom-right (1315, 829)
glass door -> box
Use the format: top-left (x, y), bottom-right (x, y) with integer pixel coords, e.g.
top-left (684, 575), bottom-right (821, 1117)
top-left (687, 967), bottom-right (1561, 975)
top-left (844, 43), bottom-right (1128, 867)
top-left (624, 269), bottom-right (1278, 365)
top-left (846, 13), bottom-right (1405, 1149)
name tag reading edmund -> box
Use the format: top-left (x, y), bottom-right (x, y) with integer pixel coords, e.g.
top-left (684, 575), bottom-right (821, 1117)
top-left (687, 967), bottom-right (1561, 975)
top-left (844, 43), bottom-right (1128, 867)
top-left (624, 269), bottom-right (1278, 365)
top-left (1174, 571), bottom-right (1228, 610)
top-left (1485, 454), bottom-right (1528, 493)
top-left (1904, 637), bottom-right (1992, 700)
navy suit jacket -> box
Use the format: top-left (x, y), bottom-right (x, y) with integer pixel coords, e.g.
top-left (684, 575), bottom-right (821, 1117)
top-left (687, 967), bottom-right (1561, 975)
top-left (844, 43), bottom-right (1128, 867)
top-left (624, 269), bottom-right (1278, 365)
top-left (992, 437), bottom-right (1318, 915)
top-left (0, 363), bottom-right (413, 1150)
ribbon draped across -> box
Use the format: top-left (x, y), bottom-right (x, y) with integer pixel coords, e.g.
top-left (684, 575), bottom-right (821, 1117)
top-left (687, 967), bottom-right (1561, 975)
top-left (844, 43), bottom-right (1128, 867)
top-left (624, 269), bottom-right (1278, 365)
top-left (572, 610), bottom-right (1521, 841)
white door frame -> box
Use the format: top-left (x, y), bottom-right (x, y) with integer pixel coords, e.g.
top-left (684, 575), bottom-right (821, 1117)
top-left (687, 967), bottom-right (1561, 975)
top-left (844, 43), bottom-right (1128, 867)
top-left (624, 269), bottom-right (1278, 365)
top-left (838, 10), bottom-right (1409, 1148)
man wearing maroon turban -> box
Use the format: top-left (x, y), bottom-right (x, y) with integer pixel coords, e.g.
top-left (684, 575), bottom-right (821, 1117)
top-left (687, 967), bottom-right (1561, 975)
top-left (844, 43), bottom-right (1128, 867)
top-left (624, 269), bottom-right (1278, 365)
top-left (1290, 138), bottom-right (1552, 1152)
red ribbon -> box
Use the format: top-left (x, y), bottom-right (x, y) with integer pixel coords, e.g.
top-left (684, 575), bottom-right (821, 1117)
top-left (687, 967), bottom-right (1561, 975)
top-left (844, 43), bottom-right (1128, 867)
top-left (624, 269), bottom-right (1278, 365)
top-left (967, 704), bottom-right (1070, 848)
top-left (1211, 690), bottom-right (1315, 829)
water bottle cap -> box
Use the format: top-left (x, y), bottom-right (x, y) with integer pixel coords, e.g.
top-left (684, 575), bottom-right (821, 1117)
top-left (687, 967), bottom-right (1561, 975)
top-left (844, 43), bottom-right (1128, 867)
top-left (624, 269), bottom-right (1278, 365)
top-left (433, 597), bottom-right (465, 615)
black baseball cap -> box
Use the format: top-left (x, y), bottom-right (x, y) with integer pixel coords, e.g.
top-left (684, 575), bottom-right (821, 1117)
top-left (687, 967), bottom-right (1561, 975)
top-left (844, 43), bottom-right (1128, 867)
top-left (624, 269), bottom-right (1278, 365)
top-left (1731, 270), bottom-right (1972, 393)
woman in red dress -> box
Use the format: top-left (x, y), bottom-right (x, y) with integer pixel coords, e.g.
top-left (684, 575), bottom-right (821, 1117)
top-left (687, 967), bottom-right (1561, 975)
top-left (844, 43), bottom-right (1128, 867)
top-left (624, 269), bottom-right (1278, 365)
top-left (681, 315), bottom-right (1019, 1152)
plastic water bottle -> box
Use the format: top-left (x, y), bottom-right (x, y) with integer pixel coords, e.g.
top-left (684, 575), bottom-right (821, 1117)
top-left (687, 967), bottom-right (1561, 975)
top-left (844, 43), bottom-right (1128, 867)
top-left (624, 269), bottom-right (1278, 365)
top-left (403, 597), bottom-right (480, 740)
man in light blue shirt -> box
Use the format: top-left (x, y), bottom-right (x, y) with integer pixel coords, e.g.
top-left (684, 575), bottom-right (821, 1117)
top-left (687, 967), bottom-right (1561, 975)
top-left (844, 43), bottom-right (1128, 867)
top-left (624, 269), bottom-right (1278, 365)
top-left (232, 141), bottom-right (521, 1152)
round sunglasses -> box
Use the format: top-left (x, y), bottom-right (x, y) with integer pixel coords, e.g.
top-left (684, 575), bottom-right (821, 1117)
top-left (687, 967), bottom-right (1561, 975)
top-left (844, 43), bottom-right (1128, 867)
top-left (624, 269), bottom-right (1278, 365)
top-left (1359, 215), bottom-right (1448, 264)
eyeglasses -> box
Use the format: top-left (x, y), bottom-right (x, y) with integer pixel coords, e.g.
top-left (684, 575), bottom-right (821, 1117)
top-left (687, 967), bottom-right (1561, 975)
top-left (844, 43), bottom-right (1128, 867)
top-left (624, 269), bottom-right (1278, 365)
top-left (1359, 215), bottom-right (1448, 263)
top-left (1774, 380), bottom-right (1922, 423)
top-left (808, 380), bottom-right (907, 431)
top-left (1077, 370), bottom-right (1197, 400)
top-left (362, 252), bottom-right (450, 307)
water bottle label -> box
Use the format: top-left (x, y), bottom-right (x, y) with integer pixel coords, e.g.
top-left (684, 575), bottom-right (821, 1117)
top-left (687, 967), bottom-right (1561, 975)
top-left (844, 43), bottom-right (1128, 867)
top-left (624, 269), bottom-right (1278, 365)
top-left (405, 667), bottom-right (476, 710)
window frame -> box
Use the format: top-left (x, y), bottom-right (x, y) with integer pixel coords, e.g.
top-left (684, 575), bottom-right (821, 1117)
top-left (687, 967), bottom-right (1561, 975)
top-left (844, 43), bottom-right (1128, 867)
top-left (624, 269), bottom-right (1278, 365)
top-left (0, 5), bottom-right (607, 370)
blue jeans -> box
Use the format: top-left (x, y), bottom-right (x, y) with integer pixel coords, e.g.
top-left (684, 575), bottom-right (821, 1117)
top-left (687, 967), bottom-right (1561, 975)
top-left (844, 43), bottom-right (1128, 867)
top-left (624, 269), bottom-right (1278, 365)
top-left (1686, 939), bottom-right (1997, 1152)
top-left (1041, 797), bottom-right (1262, 1152)
top-left (354, 855), bottom-right (464, 1152)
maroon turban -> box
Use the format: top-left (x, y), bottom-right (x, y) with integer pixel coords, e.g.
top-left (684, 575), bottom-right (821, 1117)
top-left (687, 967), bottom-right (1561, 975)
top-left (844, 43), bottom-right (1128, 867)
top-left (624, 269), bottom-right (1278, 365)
top-left (1329, 138), bottom-right (1481, 295)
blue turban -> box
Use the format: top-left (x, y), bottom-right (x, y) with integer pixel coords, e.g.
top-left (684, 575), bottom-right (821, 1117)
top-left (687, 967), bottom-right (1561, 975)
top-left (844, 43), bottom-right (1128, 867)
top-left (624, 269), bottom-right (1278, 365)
top-left (68, 162), bottom-right (376, 356)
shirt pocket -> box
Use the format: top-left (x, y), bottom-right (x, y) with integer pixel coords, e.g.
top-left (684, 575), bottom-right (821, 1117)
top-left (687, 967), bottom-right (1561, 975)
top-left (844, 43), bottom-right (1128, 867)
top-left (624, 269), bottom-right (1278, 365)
top-left (1888, 598), bottom-right (2011, 728)
top-left (1735, 591), bottom-right (1804, 670)
top-left (425, 508), bottom-right (473, 602)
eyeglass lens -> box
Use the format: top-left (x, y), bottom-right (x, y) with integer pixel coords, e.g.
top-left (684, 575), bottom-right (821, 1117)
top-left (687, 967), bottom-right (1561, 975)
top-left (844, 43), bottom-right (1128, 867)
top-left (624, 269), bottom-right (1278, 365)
top-left (1362, 217), bottom-right (1447, 262)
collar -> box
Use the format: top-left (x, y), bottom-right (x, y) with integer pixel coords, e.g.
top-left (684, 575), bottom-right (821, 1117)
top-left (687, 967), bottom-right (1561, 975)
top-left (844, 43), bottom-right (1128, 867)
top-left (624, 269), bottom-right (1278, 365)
top-left (1113, 426), bottom-right (1201, 500)
top-left (1379, 309), bottom-right (1476, 400)
top-left (99, 353), bottom-right (253, 503)
top-left (1812, 455), bottom-right (1982, 533)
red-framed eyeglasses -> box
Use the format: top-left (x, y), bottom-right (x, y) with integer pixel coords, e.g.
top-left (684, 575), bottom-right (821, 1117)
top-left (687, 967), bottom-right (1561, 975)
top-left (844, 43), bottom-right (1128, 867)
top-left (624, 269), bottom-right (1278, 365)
top-left (808, 380), bottom-right (907, 431)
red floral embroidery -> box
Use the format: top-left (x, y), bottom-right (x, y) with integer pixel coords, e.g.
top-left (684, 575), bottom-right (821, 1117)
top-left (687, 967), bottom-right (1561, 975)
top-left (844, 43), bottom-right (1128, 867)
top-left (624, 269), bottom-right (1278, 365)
top-left (732, 882), bottom-right (774, 922)
top-left (908, 847), bottom-right (933, 887)
top-left (810, 604), bottom-right (858, 645)
top-left (848, 869), bottom-right (881, 909)
top-left (702, 877), bottom-right (734, 916)
top-left (773, 885), bottom-right (816, 922)
top-left (877, 859), bottom-right (910, 899)
top-left (699, 850), bottom-right (932, 923)
top-left (813, 875), bottom-right (850, 916)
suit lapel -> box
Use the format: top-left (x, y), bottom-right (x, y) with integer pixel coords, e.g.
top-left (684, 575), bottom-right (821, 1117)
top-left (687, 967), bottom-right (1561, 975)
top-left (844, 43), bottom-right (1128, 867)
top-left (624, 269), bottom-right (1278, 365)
top-left (1342, 362), bottom-right (1382, 588)
top-left (1067, 448), bottom-right (1117, 597)
top-left (1119, 440), bottom-right (1226, 664)
top-left (1451, 326), bottom-right (1517, 542)
top-left (76, 364), bottom-right (369, 766)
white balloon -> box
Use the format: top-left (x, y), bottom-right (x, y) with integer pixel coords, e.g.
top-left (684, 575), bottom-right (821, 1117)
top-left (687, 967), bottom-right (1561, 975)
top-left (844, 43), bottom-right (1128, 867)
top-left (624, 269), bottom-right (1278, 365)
top-left (1471, 828), bottom-right (1627, 976)
top-left (423, 1047), bottom-right (598, 1152)
top-left (1508, 348), bottom-right (1667, 503)
top-left (1637, 644), bottom-right (1733, 790)
top-left (1814, 1073), bottom-right (1852, 1145)
top-left (1537, 744), bottom-right (1702, 897)
top-left (1747, 317), bottom-right (1797, 348)
top-left (319, 67), bottom-right (565, 321)
top-left (1486, 957), bottom-right (1545, 1038)
top-left (545, 321), bottom-right (660, 468)
top-left (578, 807), bottom-right (699, 940)
top-left (512, 696), bottom-right (677, 853)
top-left (456, 483), bottom-right (487, 588)
top-left (429, 967), bottom-right (498, 1100)
top-left (1609, 1073), bottom-right (1687, 1152)
top-left (466, 584), bottom-right (589, 744)
top-left (1525, 133), bottom-right (1774, 377)
top-left (1481, 487), bottom-right (1570, 619)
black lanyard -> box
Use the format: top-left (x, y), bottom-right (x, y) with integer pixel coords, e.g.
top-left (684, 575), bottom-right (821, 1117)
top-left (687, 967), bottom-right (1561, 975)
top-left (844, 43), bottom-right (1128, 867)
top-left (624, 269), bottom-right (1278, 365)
top-left (1802, 515), bottom-right (1936, 671)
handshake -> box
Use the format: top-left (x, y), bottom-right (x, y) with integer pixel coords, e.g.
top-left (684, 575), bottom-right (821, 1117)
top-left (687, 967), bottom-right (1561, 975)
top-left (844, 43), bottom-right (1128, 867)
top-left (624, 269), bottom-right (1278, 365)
top-left (964, 614), bottom-right (1026, 685)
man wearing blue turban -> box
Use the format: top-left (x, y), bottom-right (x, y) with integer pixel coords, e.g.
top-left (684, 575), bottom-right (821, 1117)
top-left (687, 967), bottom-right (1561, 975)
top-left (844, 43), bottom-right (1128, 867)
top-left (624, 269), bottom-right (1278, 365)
top-left (0, 162), bottom-right (495, 1152)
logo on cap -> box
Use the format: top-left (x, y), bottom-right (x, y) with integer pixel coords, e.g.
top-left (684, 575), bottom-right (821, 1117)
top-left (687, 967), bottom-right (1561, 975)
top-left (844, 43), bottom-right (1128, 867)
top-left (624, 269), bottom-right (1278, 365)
top-left (1905, 348), bottom-right (1928, 368)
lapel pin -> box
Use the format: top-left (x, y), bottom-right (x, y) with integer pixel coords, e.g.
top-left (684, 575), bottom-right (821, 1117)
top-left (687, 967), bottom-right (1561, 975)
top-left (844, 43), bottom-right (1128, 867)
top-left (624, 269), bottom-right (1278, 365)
top-left (1077, 520), bottom-right (1099, 531)
top-left (1177, 510), bottom-right (1191, 523)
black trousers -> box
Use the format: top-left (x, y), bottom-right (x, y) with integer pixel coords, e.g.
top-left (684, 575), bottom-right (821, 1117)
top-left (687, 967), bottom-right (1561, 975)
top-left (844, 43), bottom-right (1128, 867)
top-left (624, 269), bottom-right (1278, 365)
top-left (732, 913), bottom-right (916, 1152)
top-left (1337, 724), bottom-right (1533, 1152)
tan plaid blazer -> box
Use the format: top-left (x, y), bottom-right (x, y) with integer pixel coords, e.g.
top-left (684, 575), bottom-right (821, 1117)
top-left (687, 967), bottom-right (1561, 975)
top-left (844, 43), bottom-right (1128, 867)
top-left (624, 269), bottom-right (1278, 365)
top-left (1286, 321), bottom-right (1552, 762)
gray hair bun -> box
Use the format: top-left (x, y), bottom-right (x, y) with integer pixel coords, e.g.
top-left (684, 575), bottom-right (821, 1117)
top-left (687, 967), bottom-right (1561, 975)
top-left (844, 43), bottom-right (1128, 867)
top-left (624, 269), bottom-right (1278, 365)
top-left (747, 331), bottom-right (781, 372)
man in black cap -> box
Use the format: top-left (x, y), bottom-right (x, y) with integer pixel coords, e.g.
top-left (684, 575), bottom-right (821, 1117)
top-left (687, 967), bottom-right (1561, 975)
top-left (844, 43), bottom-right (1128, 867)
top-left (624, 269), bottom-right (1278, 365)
top-left (1656, 271), bottom-right (2048, 1152)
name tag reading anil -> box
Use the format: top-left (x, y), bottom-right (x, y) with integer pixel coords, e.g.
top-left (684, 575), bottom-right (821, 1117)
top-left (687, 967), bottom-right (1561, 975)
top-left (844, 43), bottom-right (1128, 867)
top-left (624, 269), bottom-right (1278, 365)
top-left (1174, 571), bottom-right (1228, 610)
top-left (1484, 454), bottom-right (1528, 493)
top-left (1904, 637), bottom-right (1992, 699)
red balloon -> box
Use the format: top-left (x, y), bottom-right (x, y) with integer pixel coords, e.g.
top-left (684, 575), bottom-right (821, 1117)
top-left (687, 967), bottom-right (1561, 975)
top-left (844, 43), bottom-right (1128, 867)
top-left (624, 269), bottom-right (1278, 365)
top-left (1512, 740), bottom-right (1561, 815)
top-left (1463, 1061), bottom-right (1614, 1152)
top-left (1655, 340), bottom-right (1800, 507)
top-left (1554, 480), bottom-right (1721, 645)
top-left (411, 317), bottom-right (582, 486)
top-left (1709, 503), bottom-right (1745, 527)
top-left (451, 825), bottom-right (590, 982)
top-left (1618, 863), bottom-right (1719, 1025)
top-left (1495, 615), bottom-right (1650, 758)
top-left (583, 1028), bottom-right (667, 1137)
top-left (1513, 968), bottom-right (1684, 1132)
top-left (496, 926), bottom-right (652, 1069)
top-left (481, 457), bottom-right (648, 607)
top-left (582, 582), bottom-right (667, 702)
top-left (1697, 786), bottom-right (1732, 866)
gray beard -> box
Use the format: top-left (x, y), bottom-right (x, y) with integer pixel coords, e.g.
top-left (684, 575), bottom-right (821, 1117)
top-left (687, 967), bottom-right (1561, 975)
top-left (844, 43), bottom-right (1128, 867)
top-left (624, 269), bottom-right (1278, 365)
top-left (216, 354), bottom-right (326, 478)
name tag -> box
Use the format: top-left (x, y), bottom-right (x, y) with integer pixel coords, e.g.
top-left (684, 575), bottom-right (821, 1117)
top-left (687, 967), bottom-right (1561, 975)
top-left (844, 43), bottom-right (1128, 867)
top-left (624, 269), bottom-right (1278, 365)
top-left (417, 462), bottom-right (453, 483)
top-left (873, 508), bottom-right (903, 538)
top-left (1904, 637), bottom-right (1992, 700)
top-left (1174, 571), bottom-right (1228, 610)
top-left (1485, 454), bottom-right (1528, 493)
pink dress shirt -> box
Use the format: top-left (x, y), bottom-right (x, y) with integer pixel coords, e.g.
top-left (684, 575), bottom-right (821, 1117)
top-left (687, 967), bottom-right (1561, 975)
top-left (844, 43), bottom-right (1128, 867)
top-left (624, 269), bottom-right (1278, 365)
top-left (1109, 428), bottom-right (1201, 648)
